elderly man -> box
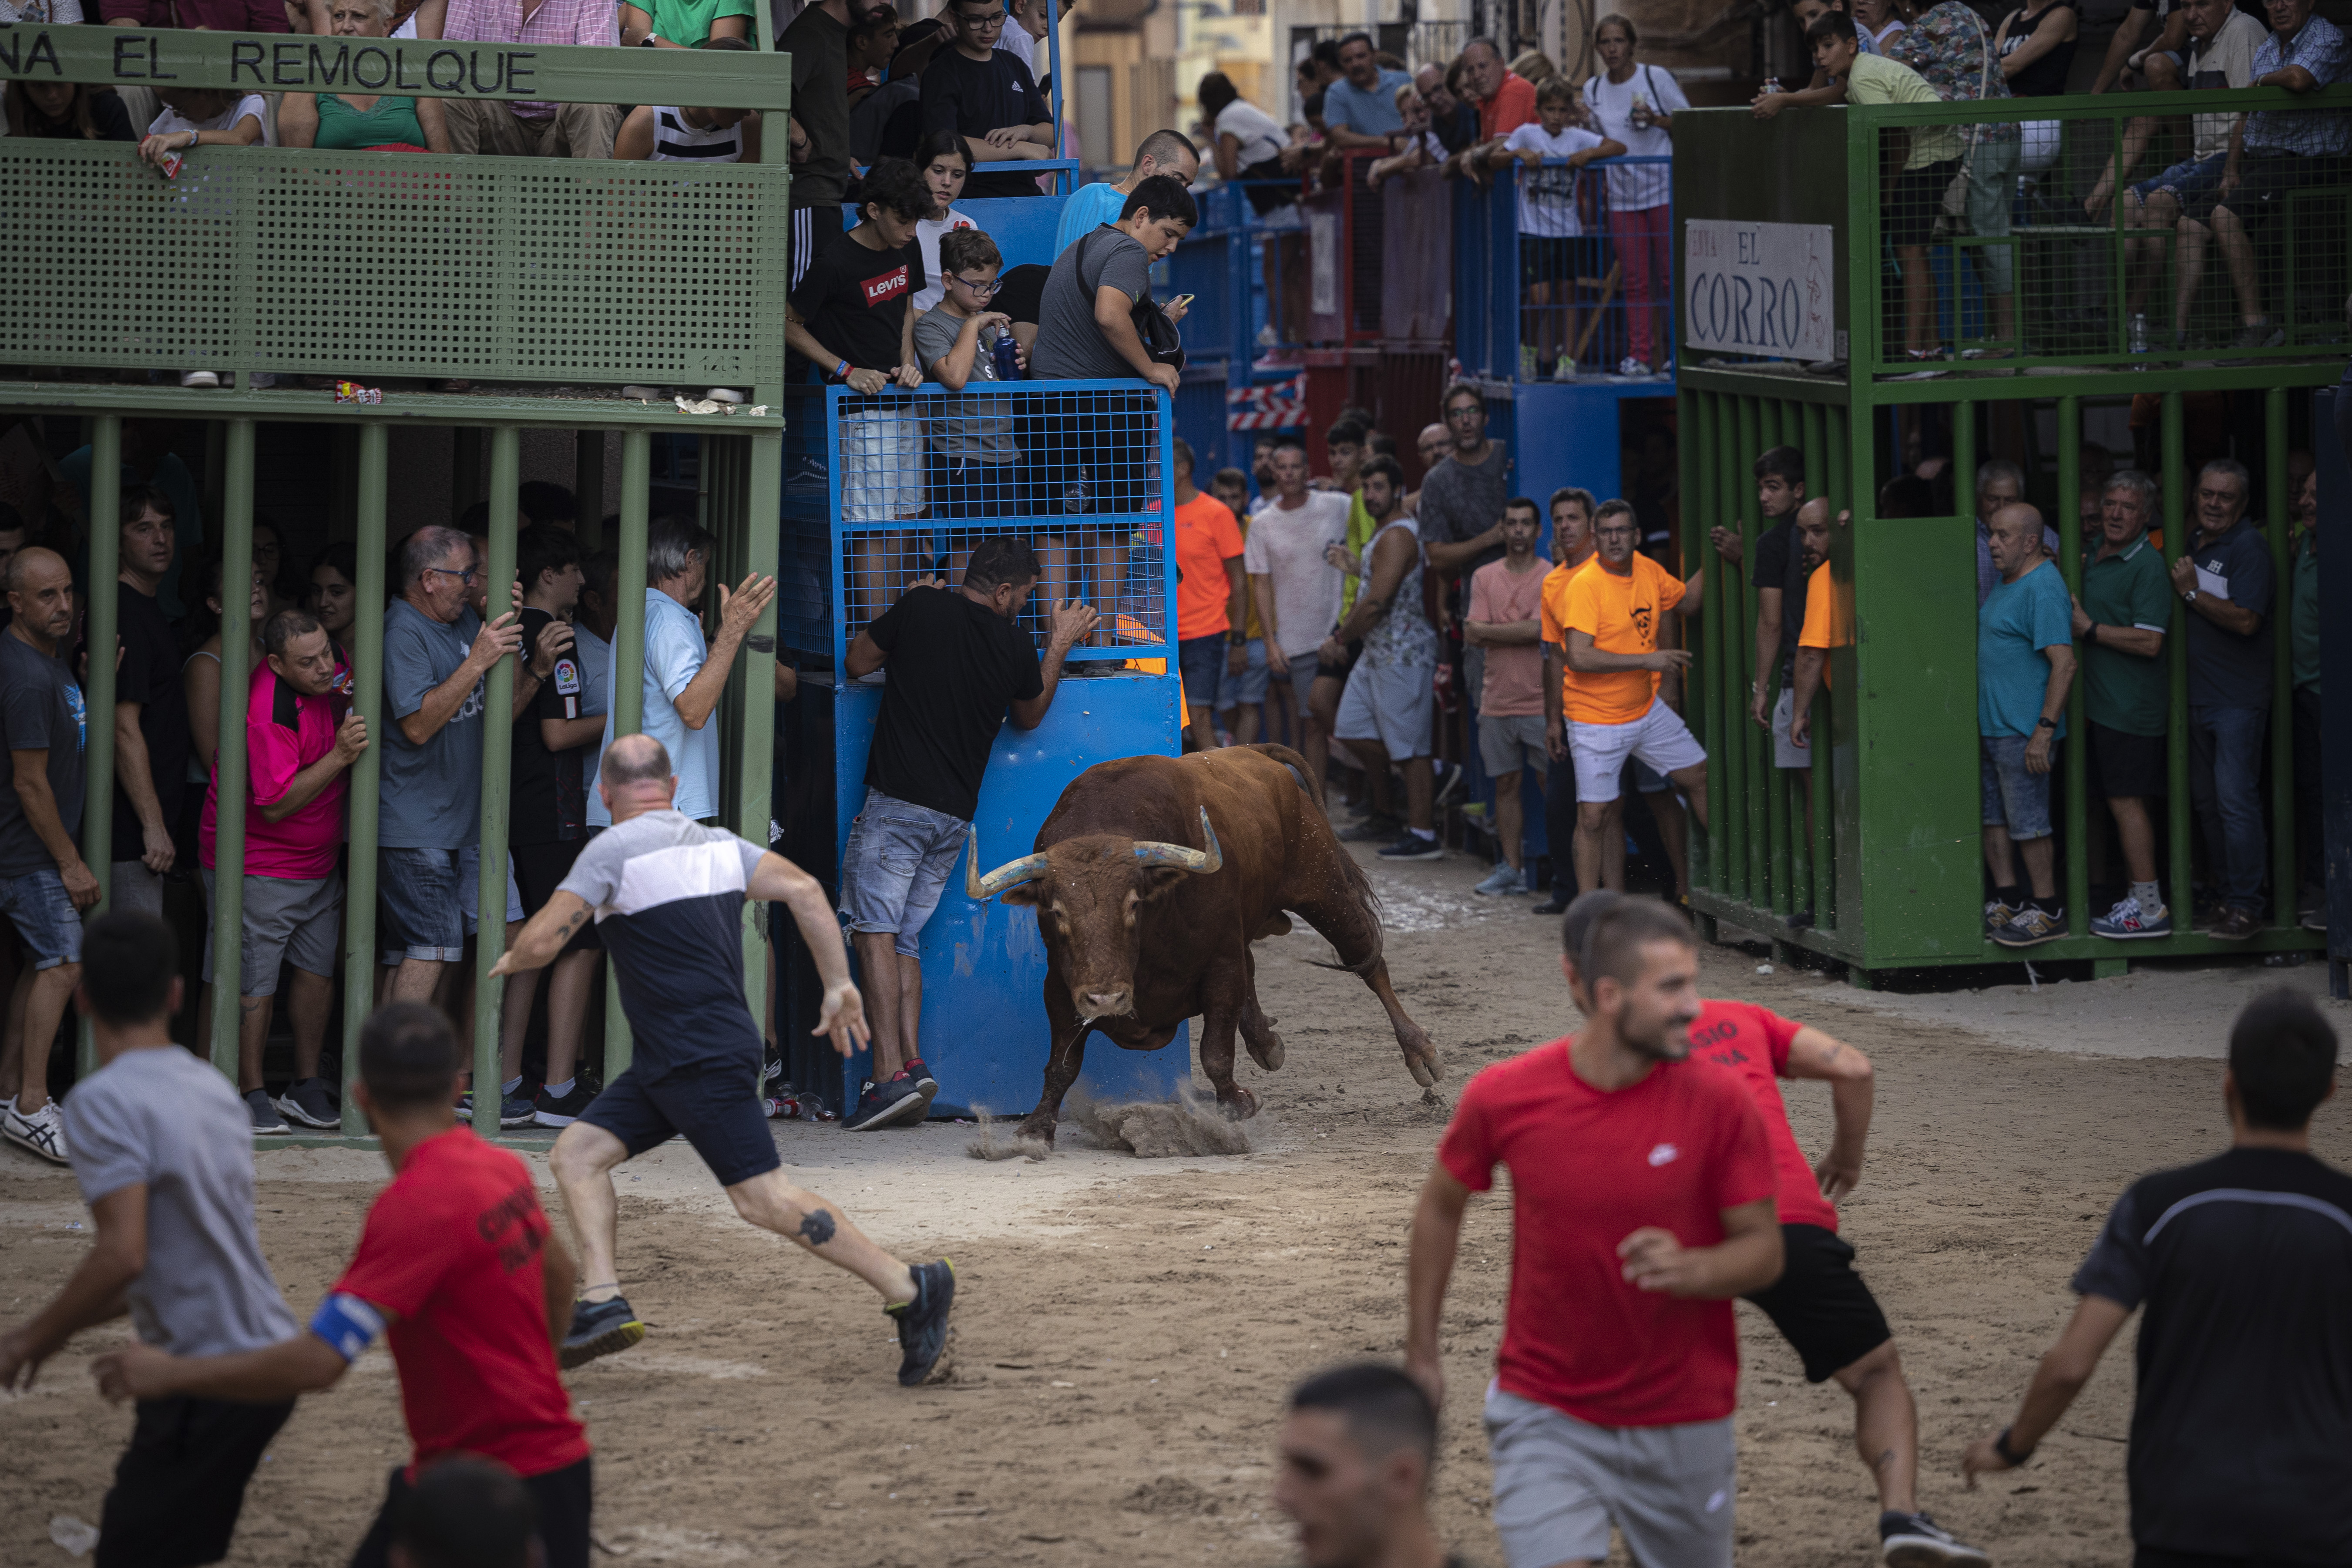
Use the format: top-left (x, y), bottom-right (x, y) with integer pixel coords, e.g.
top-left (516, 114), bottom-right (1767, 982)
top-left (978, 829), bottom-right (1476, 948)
top-left (1321, 33), bottom-right (1414, 148)
top-left (1052, 128), bottom-right (1201, 253)
top-left (1980, 504), bottom-right (2077, 948)
top-left (1415, 61), bottom-right (1480, 153)
top-left (2074, 470), bottom-right (2175, 939)
top-left (409, 0), bottom-right (620, 158)
top-left (1973, 458), bottom-right (2060, 604)
top-left (1452, 36), bottom-right (1537, 178)
top-left (2205, 0), bottom-right (2349, 351)
top-left (2171, 458), bottom-right (2275, 939)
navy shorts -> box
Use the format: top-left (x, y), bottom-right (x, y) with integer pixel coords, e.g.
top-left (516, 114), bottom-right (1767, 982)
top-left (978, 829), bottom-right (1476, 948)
top-left (579, 1061), bottom-right (780, 1189)
top-left (1178, 635), bottom-right (1226, 709)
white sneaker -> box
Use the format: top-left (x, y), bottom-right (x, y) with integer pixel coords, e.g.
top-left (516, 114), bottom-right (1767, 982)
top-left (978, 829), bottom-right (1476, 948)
top-left (180, 370), bottom-right (220, 389)
top-left (1616, 356), bottom-right (1654, 377)
top-left (1472, 863), bottom-right (1525, 897)
top-left (3, 1101), bottom-right (70, 1165)
top-left (704, 386), bottom-right (746, 404)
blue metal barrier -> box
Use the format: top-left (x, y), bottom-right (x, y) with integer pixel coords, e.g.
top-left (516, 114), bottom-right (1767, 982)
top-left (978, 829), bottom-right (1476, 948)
top-left (1454, 155), bottom-right (1676, 382)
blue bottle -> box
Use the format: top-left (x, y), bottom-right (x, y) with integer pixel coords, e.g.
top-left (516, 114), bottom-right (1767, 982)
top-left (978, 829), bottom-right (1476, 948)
top-left (990, 329), bottom-right (1022, 383)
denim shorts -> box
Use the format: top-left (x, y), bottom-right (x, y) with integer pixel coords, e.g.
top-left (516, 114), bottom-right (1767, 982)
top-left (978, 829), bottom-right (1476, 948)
top-left (837, 787), bottom-right (968, 958)
top-left (1177, 635), bottom-right (1227, 710)
top-left (1217, 637), bottom-right (1268, 707)
top-left (0, 867), bottom-right (81, 969)
top-left (378, 846), bottom-right (467, 965)
top-left (925, 453), bottom-right (1021, 520)
top-left (2132, 151), bottom-right (2228, 211)
top-left (1981, 734), bottom-right (2053, 839)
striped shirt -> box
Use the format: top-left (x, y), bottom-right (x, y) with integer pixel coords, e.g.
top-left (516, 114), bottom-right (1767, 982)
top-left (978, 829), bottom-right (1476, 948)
top-left (648, 106), bottom-right (745, 161)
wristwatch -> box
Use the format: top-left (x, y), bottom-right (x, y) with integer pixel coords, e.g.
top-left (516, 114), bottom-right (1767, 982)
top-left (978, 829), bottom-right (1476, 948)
top-left (2183, 589), bottom-right (2200, 605)
top-left (2035, 717), bottom-right (2056, 731)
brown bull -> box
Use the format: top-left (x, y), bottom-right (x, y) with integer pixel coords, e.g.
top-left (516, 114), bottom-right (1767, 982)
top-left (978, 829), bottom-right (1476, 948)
top-left (965, 743), bottom-right (1441, 1144)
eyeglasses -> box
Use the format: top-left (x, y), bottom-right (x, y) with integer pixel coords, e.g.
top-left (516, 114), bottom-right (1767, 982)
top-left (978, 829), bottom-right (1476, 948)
top-left (423, 564), bottom-right (479, 585)
top-left (953, 273), bottom-right (1005, 295)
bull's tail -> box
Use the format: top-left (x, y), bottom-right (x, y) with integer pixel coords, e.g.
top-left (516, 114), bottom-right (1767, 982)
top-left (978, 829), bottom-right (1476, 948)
top-left (1244, 743), bottom-right (1324, 814)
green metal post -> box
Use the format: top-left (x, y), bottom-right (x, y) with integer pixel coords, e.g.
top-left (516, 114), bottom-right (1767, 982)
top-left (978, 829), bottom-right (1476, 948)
top-left (1796, 399), bottom-right (1827, 918)
top-left (475, 428), bottom-right (521, 1125)
top-left (1762, 399), bottom-right (1791, 921)
top-left (2163, 394), bottom-right (2191, 917)
top-left (1823, 401), bottom-right (1851, 934)
top-left (341, 425), bottom-right (388, 1135)
top-left (209, 421), bottom-right (255, 1084)
top-left (1737, 396), bottom-right (1765, 908)
top-left (1720, 394), bottom-right (1751, 907)
top-left (77, 418), bottom-right (121, 1080)
top-left (605, 430), bottom-right (652, 1077)
top-left (1690, 389), bottom-right (1724, 897)
top-left (2057, 396), bottom-right (2087, 936)
top-left (2266, 386), bottom-right (2294, 929)
top-left (738, 433), bottom-right (781, 1022)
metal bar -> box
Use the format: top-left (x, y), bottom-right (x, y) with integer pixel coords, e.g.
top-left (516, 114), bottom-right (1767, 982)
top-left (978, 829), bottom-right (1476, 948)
top-left (2267, 385), bottom-right (2295, 929)
top-left (1799, 398), bottom-right (1827, 920)
top-left (2057, 396), bottom-right (2087, 936)
top-left (340, 423), bottom-right (388, 1135)
top-left (1737, 396), bottom-right (1766, 909)
top-left (77, 416), bottom-right (121, 1080)
top-left (605, 429), bottom-right (651, 1078)
top-left (576, 431), bottom-right (605, 549)
top-left (474, 427), bottom-right (520, 1123)
top-left (1719, 391), bottom-right (1750, 905)
top-left (2163, 393), bottom-right (2191, 923)
top-left (209, 420), bottom-right (255, 1083)
top-left (1824, 400), bottom-right (1851, 934)
top-left (739, 430), bottom-right (782, 1025)
top-left (1763, 401), bottom-right (1791, 920)
top-left (1688, 387), bottom-right (1723, 897)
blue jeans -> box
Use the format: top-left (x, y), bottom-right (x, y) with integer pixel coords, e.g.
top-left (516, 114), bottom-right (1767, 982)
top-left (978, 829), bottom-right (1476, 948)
top-left (1980, 735), bottom-right (2053, 839)
top-left (837, 787), bottom-right (968, 958)
top-left (2188, 704), bottom-right (2269, 912)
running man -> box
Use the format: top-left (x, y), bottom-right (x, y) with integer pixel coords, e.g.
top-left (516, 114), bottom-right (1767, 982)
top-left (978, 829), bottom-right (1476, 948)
top-left (0, 912), bottom-right (298, 1568)
top-left (494, 732), bottom-right (956, 1384)
top-left (1563, 891), bottom-right (1989, 1568)
top-left (92, 1000), bottom-right (595, 1568)
top-left (1406, 894), bottom-right (1781, 1568)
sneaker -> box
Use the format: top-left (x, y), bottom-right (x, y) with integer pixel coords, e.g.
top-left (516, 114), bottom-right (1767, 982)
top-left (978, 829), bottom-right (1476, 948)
top-left (1879, 1509), bottom-right (1990, 1568)
top-left (534, 1081), bottom-right (597, 1128)
top-left (561, 1294), bottom-right (646, 1369)
top-left (1377, 831), bottom-right (1445, 862)
top-left (1990, 905), bottom-right (2064, 948)
top-left (2228, 318), bottom-right (2283, 351)
top-left (2208, 906), bottom-right (2261, 940)
top-left (454, 1089), bottom-right (538, 1128)
top-left (1553, 352), bottom-right (1574, 379)
top-left (1984, 896), bottom-right (2019, 933)
top-left (2090, 895), bottom-right (2172, 940)
top-left (275, 1077), bottom-right (339, 1129)
top-left (1337, 813), bottom-right (1402, 843)
top-left (179, 370), bottom-right (220, 389)
top-left (1472, 863), bottom-right (1525, 896)
top-left (1531, 895), bottom-right (1570, 915)
top-left (902, 1058), bottom-right (940, 1116)
top-left (1616, 356), bottom-right (1653, 377)
top-left (704, 386), bottom-right (746, 403)
top-left (2303, 903), bottom-right (2328, 933)
top-left (760, 1049), bottom-right (785, 1090)
top-left (846, 1075), bottom-right (926, 1131)
top-left (2, 1101), bottom-right (69, 1164)
top-left (886, 1259), bottom-right (958, 1386)
top-left (1431, 760), bottom-right (1466, 807)
top-left (245, 1088), bottom-right (290, 1135)
top-left (1519, 345), bottom-right (1539, 379)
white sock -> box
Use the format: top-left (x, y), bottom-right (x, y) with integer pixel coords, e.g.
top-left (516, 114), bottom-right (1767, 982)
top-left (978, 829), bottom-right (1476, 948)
top-left (1411, 827), bottom-right (1436, 842)
top-left (2133, 881), bottom-right (2163, 918)
top-left (501, 1075), bottom-right (524, 1095)
top-left (544, 1078), bottom-right (575, 1099)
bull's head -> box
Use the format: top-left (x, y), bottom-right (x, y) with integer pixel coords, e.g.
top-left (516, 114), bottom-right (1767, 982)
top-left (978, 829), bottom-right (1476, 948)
top-left (966, 808), bottom-right (1223, 1022)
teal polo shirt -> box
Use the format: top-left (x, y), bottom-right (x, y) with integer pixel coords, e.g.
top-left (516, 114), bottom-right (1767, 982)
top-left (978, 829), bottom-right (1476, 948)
top-left (2080, 533), bottom-right (2173, 737)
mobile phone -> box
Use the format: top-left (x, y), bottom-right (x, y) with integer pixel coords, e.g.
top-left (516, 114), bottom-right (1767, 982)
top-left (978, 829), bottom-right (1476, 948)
top-left (1170, 293), bottom-right (1195, 309)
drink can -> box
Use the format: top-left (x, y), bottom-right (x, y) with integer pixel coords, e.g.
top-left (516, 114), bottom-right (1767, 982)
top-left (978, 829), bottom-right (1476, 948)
top-left (1762, 77), bottom-right (1783, 94)
top-left (160, 150), bottom-right (185, 180)
top-left (991, 331), bottom-right (1022, 383)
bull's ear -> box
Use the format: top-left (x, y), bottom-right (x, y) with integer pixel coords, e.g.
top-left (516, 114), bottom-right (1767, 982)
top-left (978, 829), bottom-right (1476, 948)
top-left (1000, 883), bottom-right (1046, 907)
top-left (1138, 864), bottom-right (1191, 898)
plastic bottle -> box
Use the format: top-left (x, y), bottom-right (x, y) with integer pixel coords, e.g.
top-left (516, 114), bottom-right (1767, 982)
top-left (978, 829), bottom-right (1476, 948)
top-left (991, 329), bottom-right (1022, 383)
top-left (1761, 77), bottom-right (1784, 94)
top-left (2128, 312), bottom-right (2150, 356)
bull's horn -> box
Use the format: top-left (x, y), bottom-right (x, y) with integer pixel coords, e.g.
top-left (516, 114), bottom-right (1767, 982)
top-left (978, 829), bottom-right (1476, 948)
top-left (966, 827), bottom-right (1050, 900)
top-left (1131, 808), bottom-right (1223, 875)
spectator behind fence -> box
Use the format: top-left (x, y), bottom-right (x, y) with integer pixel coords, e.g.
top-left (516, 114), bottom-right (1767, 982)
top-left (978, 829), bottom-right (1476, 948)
top-left (1273, 1364), bottom-right (1450, 1568)
top-left (922, 0), bottom-right (1055, 198)
top-left (572, 550), bottom-right (619, 801)
top-left (65, 423), bottom-right (203, 618)
top-left (1974, 458), bottom-right (2060, 603)
top-left (2204, 0), bottom-right (2348, 351)
top-left (1488, 77), bottom-right (1623, 381)
top-left (1583, 16), bottom-right (1687, 377)
top-left (847, 5), bottom-right (902, 107)
top-left (1785, 499), bottom-right (1854, 757)
top-left (1200, 71), bottom-right (1298, 216)
top-left (102, 0), bottom-right (289, 26)
top-left (616, 0), bottom-right (746, 49)
top-left (916, 226), bottom-right (1023, 521)
top-left (998, 0), bottom-right (1051, 75)
top-left (1466, 497), bottom-right (1551, 897)
top-left (1458, 36), bottom-right (1538, 175)
top-left (1055, 129), bottom-right (1201, 253)
top-left (1368, 82), bottom-right (1447, 184)
top-left (1168, 440), bottom-right (1248, 750)
top-left (1419, 383), bottom-right (1513, 726)
top-left (199, 609), bottom-right (369, 1135)
top-left (1994, 0), bottom-right (2078, 180)
top-left (1887, 0), bottom-right (2021, 352)
top-left (107, 489), bottom-right (190, 923)
top-left (1321, 32), bottom-right (1413, 148)
top-left (1210, 466), bottom-right (1270, 746)
top-left (614, 37), bottom-right (764, 164)
top-left (1978, 502), bottom-right (2077, 949)
top-left (2073, 469), bottom-right (2176, 940)
top-left (908, 130), bottom-right (978, 312)
top-left (2173, 458), bottom-right (2274, 940)
top-left (1416, 62), bottom-right (1480, 154)
top-left (1556, 500), bottom-right (1708, 894)
top-left (780, 0), bottom-right (864, 289)
top-left (3, 77), bottom-right (135, 143)
top-left (279, 0), bottom-right (451, 151)
top-left (0, 547), bottom-right (90, 1165)
top-left (412, 0), bottom-right (618, 158)
top-left (1330, 457), bottom-right (1443, 863)
top-left (852, 20), bottom-right (948, 165)
top-left (1247, 438), bottom-right (1352, 797)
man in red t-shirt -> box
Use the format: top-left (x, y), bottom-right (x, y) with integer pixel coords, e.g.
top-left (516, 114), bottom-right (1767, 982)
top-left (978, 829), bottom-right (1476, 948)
top-left (95, 1003), bottom-right (595, 1568)
top-left (1170, 436), bottom-right (1247, 749)
top-left (1406, 896), bottom-right (1781, 1568)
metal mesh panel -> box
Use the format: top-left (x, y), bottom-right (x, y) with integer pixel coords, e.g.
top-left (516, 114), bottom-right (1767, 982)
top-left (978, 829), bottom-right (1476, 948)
top-left (0, 142), bottom-right (786, 386)
top-left (1452, 157), bottom-right (1676, 380)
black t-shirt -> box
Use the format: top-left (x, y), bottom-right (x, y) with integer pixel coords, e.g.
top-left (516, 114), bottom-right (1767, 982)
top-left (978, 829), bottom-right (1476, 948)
top-left (111, 582), bottom-right (188, 853)
top-left (511, 608), bottom-right (584, 845)
top-left (1748, 518), bottom-right (1794, 677)
top-left (2070, 1146), bottom-right (2352, 1561)
top-left (864, 587), bottom-right (1042, 822)
top-left (997, 263), bottom-right (1051, 327)
top-left (790, 229), bottom-right (923, 378)
top-left (2184, 516), bottom-right (2275, 708)
top-left (918, 47), bottom-right (1051, 198)
top-left (1780, 531), bottom-right (1811, 672)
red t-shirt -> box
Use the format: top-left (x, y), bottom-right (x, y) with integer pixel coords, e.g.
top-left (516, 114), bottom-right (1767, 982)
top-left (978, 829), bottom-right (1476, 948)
top-left (1687, 1000), bottom-right (1839, 1232)
top-left (1478, 71), bottom-right (1539, 141)
top-left (1438, 1038), bottom-right (1776, 1427)
top-left (332, 1128), bottom-right (589, 1481)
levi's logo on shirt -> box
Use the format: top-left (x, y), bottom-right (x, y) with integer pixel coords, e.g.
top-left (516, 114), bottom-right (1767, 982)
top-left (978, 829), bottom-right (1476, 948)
top-left (1647, 1142), bottom-right (1680, 1167)
top-left (861, 265), bottom-right (910, 306)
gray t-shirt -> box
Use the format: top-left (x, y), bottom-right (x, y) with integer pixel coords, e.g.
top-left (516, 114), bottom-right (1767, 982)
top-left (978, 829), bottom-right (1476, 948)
top-left (914, 305), bottom-right (1018, 463)
top-left (0, 629), bottom-right (87, 879)
top-left (381, 598), bottom-right (486, 850)
top-left (64, 1045), bottom-right (299, 1357)
top-left (1031, 226), bottom-right (1153, 382)
top-left (1416, 441), bottom-right (1512, 579)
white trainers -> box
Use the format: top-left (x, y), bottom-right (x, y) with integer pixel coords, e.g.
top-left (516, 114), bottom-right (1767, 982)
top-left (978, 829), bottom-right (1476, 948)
top-left (1617, 356), bottom-right (1654, 377)
top-left (3, 1100), bottom-right (70, 1165)
top-left (1473, 863), bottom-right (1525, 896)
top-left (180, 370), bottom-right (221, 389)
top-left (704, 386), bottom-right (747, 404)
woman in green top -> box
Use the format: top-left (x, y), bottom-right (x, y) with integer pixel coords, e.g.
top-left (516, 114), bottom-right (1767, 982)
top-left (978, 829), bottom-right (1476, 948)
top-left (278, 0), bottom-right (451, 153)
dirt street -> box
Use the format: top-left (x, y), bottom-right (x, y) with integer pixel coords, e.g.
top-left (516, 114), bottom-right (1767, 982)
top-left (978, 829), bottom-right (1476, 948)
top-left (3, 849), bottom-right (2345, 1567)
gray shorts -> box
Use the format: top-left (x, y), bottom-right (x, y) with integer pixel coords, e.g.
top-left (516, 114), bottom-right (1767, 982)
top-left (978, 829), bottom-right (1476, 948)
top-left (1771, 685), bottom-right (1808, 770)
top-left (1277, 647), bottom-right (1322, 719)
top-left (202, 867), bottom-right (342, 996)
top-left (1334, 658), bottom-right (1434, 759)
top-left (1484, 1385), bottom-right (1735, 1568)
top-left (1479, 712), bottom-right (1550, 777)
top-left (837, 786), bottom-right (967, 958)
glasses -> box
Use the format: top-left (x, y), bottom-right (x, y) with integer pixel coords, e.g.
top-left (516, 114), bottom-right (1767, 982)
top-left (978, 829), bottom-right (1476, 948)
top-left (423, 564), bottom-right (479, 585)
top-left (953, 273), bottom-right (1005, 295)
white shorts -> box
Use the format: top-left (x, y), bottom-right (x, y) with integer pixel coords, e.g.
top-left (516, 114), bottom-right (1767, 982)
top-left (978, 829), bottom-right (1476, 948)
top-left (1334, 658), bottom-right (1433, 759)
top-left (839, 406), bottom-right (926, 522)
top-left (1569, 702), bottom-right (1706, 803)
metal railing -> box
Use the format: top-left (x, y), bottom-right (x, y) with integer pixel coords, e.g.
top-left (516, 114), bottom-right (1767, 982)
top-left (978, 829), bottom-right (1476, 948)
top-left (1454, 154), bottom-right (1677, 381)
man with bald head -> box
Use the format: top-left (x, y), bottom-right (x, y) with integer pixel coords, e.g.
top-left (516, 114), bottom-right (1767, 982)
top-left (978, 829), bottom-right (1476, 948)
top-left (494, 733), bottom-right (958, 1388)
top-left (1979, 503), bottom-right (2078, 948)
top-left (0, 547), bottom-right (95, 1163)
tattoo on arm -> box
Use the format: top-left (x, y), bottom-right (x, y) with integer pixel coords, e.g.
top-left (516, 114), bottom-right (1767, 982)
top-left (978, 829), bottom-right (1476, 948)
top-left (797, 1209), bottom-right (837, 1247)
top-left (557, 910), bottom-right (586, 937)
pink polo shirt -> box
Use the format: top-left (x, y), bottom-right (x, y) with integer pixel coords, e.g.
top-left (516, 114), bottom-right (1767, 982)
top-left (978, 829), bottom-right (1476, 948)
top-left (201, 660), bottom-right (351, 882)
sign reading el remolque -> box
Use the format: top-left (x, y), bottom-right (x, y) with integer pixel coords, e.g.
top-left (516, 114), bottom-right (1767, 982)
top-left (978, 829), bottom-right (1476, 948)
top-left (1, 24), bottom-right (562, 99)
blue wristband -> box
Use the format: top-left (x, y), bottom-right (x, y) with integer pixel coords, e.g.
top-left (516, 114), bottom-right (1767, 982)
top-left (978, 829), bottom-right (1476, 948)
top-left (309, 1291), bottom-right (386, 1363)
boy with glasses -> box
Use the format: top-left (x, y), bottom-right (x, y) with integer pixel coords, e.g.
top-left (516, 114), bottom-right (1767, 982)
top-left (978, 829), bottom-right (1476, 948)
top-left (921, 0), bottom-right (1055, 198)
top-left (915, 227), bottom-right (1023, 521)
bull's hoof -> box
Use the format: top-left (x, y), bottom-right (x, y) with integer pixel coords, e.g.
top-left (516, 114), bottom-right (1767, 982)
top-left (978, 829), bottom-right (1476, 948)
top-left (1216, 1086), bottom-right (1260, 1121)
top-left (1400, 1030), bottom-right (1442, 1088)
top-left (1015, 1116), bottom-right (1060, 1147)
top-left (1244, 1027), bottom-right (1285, 1072)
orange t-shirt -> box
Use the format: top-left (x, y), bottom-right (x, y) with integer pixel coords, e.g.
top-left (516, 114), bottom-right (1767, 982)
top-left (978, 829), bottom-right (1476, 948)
top-left (1173, 491), bottom-right (1247, 641)
top-left (1797, 559), bottom-right (1850, 691)
top-left (1538, 555), bottom-right (1593, 709)
top-left (1559, 553), bottom-right (1685, 725)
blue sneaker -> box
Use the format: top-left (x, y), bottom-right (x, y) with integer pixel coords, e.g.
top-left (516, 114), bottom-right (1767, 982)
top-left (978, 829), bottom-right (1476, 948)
top-left (2090, 895), bottom-right (2171, 940)
top-left (1378, 831), bottom-right (1445, 862)
top-left (1473, 863), bottom-right (1525, 896)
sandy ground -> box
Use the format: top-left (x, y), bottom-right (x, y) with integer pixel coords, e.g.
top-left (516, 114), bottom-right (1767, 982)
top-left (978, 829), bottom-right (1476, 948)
top-left (4, 848), bottom-right (2349, 1568)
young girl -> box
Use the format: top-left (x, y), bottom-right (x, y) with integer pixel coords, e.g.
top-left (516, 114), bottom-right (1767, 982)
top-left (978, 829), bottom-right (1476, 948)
top-left (907, 128), bottom-right (978, 313)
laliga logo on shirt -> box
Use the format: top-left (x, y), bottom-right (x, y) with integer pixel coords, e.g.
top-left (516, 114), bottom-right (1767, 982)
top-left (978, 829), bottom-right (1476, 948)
top-left (1646, 1142), bottom-right (1680, 1168)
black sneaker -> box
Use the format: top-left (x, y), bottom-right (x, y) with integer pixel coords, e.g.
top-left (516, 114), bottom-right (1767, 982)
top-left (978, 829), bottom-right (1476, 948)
top-left (561, 1294), bottom-right (646, 1369)
top-left (902, 1058), bottom-right (940, 1116)
top-left (275, 1077), bottom-right (339, 1129)
top-left (534, 1082), bottom-right (597, 1128)
top-left (886, 1260), bottom-right (957, 1386)
top-left (245, 1088), bottom-right (290, 1136)
top-left (1879, 1510), bottom-right (1989, 1568)
top-left (1377, 830), bottom-right (1445, 862)
top-left (846, 1075), bottom-right (925, 1131)
top-left (1337, 813), bottom-right (1401, 843)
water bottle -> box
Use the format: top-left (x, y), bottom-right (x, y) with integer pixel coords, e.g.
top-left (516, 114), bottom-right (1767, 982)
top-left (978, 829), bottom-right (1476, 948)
top-left (1630, 89), bottom-right (1651, 129)
top-left (990, 329), bottom-right (1022, 382)
top-left (1761, 77), bottom-right (1783, 94)
top-left (2128, 312), bottom-right (2150, 356)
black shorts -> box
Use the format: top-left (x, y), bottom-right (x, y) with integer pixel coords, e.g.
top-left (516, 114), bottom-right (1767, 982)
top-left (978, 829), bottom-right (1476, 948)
top-left (511, 839), bottom-right (602, 951)
top-left (348, 1455), bottom-right (593, 1568)
top-left (579, 1060), bottom-right (779, 1188)
top-left (97, 1396), bottom-right (295, 1568)
top-left (2131, 1551), bottom-right (2311, 1568)
top-left (1743, 1223), bottom-right (1893, 1383)
top-left (2210, 153), bottom-right (2335, 225)
top-left (1885, 159), bottom-right (1961, 249)
top-left (1520, 234), bottom-right (1591, 289)
top-left (2089, 721), bottom-right (2167, 801)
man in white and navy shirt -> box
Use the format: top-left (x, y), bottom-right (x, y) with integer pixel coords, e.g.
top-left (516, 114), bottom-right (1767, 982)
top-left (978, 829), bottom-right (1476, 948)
top-left (491, 732), bottom-right (958, 1389)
